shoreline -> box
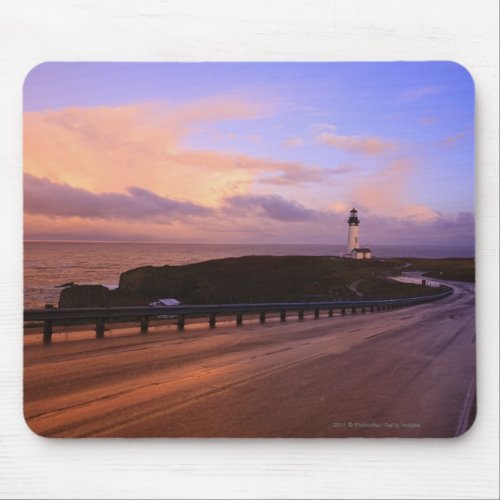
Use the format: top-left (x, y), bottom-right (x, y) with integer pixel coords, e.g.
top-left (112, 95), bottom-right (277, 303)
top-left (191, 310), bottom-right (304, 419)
top-left (25, 250), bottom-right (475, 309)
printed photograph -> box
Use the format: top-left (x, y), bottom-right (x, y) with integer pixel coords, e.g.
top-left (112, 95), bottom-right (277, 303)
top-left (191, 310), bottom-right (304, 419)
top-left (23, 62), bottom-right (475, 437)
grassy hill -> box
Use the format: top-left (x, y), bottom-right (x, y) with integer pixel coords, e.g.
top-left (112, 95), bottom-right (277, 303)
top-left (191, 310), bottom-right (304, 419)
top-left (403, 258), bottom-right (475, 282)
top-left (58, 255), bottom-right (455, 308)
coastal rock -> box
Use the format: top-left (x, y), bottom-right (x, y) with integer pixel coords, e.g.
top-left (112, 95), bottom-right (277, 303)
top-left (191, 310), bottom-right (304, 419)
top-left (56, 281), bottom-right (75, 288)
top-left (58, 285), bottom-right (112, 308)
top-left (58, 284), bottom-right (146, 308)
top-left (119, 265), bottom-right (172, 295)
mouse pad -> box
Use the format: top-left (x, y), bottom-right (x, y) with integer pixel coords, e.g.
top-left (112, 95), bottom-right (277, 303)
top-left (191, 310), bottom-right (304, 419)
top-left (23, 62), bottom-right (475, 438)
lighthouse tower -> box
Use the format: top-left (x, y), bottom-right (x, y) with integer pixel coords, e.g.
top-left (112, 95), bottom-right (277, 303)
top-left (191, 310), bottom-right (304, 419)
top-left (347, 207), bottom-right (360, 253)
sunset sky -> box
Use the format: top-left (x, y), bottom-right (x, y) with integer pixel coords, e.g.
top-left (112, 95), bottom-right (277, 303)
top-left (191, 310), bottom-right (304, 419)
top-left (24, 62), bottom-right (474, 246)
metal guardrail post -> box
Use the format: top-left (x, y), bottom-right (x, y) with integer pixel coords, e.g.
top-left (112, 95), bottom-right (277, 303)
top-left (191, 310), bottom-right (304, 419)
top-left (177, 314), bottom-right (185, 331)
top-left (314, 308), bottom-right (320, 319)
top-left (96, 318), bottom-right (105, 339)
top-left (236, 312), bottom-right (243, 326)
top-left (280, 310), bottom-right (286, 322)
top-left (209, 313), bottom-right (216, 328)
top-left (259, 311), bottom-right (266, 323)
top-left (43, 304), bottom-right (53, 344)
top-left (298, 309), bottom-right (304, 320)
top-left (328, 307), bottom-right (333, 317)
top-left (140, 316), bottom-right (149, 334)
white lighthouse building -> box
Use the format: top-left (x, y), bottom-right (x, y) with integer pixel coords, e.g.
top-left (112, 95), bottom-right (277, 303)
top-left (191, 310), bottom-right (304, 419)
top-left (346, 208), bottom-right (372, 259)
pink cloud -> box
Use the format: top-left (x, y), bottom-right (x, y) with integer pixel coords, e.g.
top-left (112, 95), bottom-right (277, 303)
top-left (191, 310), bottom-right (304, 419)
top-left (350, 158), bottom-right (415, 212)
top-left (282, 137), bottom-right (303, 148)
top-left (24, 101), bottom-right (337, 211)
top-left (314, 125), bottom-right (395, 156)
top-left (398, 86), bottom-right (441, 103)
top-left (419, 116), bottom-right (438, 125)
top-left (439, 132), bottom-right (466, 148)
top-left (399, 204), bottom-right (441, 223)
top-left (23, 101), bottom-right (472, 246)
top-left (256, 162), bottom-right (352, 186)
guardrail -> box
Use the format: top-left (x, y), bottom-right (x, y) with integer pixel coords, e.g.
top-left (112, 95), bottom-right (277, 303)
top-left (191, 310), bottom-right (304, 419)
top-left (24, 286), bottom-right (453, 344)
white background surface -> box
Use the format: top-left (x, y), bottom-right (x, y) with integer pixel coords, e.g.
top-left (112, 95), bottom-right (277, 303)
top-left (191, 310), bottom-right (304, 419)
top-left (0, 1), bottom-right (498, 498)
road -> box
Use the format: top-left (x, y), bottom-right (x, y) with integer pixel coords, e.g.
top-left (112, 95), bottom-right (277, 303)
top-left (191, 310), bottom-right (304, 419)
top-left (24, 277), bottom-right (475, 438)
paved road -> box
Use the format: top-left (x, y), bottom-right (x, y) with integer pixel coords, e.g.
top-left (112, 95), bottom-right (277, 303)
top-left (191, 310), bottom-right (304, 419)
top-left (24, 278), bottom-right (475, 438)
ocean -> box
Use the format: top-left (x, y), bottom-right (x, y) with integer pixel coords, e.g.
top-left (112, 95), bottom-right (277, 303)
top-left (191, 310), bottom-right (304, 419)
top-left (24, 241), bottom-right (474, 308)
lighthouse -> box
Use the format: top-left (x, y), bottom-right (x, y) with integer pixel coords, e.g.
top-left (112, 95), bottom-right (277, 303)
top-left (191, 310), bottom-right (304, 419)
top-left (347, 208), bottom-right (360, 253)
top-left (346, 208), bottom-right (372, 259)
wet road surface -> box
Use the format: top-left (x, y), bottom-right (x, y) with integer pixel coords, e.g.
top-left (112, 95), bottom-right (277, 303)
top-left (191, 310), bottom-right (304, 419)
top-left (24, 279), bottom-right (475, 438)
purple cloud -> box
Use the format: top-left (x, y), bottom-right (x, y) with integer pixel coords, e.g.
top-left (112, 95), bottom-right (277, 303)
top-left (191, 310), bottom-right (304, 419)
top-left (359, 211), bottom-right (475, 246)
top-left (24, 174), bottom-right (213, 221)
top-left (224, 194), bottom-right (318, 222)
top-left (24, 175), bottom-right (473, 246)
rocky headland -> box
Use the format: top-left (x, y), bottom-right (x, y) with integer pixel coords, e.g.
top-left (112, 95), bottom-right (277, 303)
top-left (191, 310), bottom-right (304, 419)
top-left (57, 255), bottom-right (474, 308)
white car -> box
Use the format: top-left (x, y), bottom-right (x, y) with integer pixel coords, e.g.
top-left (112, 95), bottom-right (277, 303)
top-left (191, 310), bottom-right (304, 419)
top-left (148, 298), bottom-right (181, 319)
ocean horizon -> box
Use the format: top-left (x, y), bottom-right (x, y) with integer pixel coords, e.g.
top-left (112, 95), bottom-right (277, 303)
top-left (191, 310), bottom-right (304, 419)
top-left (24, 241), bottom-right (475, 308)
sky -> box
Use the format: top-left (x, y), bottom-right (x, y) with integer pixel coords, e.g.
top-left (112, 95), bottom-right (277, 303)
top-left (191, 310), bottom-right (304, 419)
top-left (23, 62), bottom-right (475, 246)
